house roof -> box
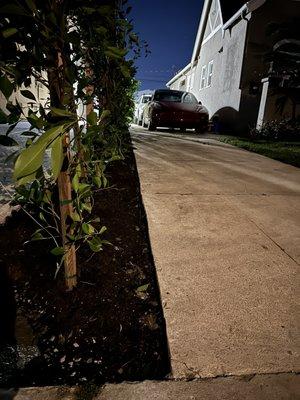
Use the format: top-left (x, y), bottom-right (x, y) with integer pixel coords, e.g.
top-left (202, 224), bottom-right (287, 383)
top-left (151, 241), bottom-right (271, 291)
top-left (219, 0), bottom-right (247, 23)
top-left (166, 0), bottom-right (267, 87)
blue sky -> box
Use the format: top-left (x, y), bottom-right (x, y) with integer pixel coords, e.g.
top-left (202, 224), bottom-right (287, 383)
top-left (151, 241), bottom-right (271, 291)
top-left (130, 0), bottom-right (204, 91)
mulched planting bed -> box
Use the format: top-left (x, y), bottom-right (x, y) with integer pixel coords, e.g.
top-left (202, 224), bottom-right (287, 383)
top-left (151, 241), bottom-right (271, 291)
top-left (0, 140), bottom-right (170, 387)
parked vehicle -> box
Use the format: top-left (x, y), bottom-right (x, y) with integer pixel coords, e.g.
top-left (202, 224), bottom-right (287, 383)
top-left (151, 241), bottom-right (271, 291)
top-left (134, 94), bottom-right (152, 125)
top-left (142, 89), bottom-right (209, 132)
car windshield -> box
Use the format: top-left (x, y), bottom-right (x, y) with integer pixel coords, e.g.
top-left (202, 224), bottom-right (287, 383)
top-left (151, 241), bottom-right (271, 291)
top-left (154, 91), bottom-right (183, 102)
top-left (183, 93), bottom-right (198, 104)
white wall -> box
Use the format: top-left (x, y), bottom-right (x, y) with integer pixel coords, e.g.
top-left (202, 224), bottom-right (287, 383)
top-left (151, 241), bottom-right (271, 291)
top-left (0, 74), bottom-right (49, 117)
top-left (169, 17), bottom-right (248, 123)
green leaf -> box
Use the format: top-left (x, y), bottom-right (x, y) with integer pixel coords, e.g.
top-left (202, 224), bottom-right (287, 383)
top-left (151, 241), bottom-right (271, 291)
top-left (99, 226), bottom-right (107, 235)
top-left (82, 223), bottom-right (95, 235)
top-left (51, 247), bottom-right (65, 256)
top-left (95, 26), bottom-right (108, 35)
top-left (87, 237), bottom-right (103, 252)
top-left (0, 75), bottom-right (14, 99)
top-left (13, 125), bottom-right (64, 183)
top-left (96, 5), bottom-right (112, 15)
top-left (50, 107), bottom-right (76, 118)
top-left (72, 173), bottom-right (80, 192)
top-left (102, 175), bottom-right (108, 187)
top-left (82, 7), bottom-right (96, 14)
top-left (78, 183), bottom-right (90, 194)
top-left (6, 101), bottom-right (22, 114)
top-left (5, 122), bottom-right (18, 136)
top-left (87, 110), bottom-right (98, 125)
top-left (120, 64), bottom-right (131, 78)
top-left (82, 202), bottom-right (92, 213)
top-left (129, 33), bottom-right (139, 43)
top-left (99, 109), bottom-right (110, 122)
top-left (31, 232), bottom-right (44, 241)
top-left (70, 212), bottom-right (81, 222)
top-left (25, 138), bottom-right (33, 147)
top-left (5, 149), bottom-right (20, 163)
top-left (8, 111), bottom-right (21, 125)
top-left (93, 176), bottom-right (101, 188)
top-left (2, 27), bottom-right (18, 38)
top-left (38, 212), bottom-right (47, 223)
top-left (100, 239), bottom-right (112, 246)
top-left (27, 112), bottom-right (44, 129)
top-left (0, 5), bottom-right (29, 16)
top-left (51, 135), bottom-right (63, 181)
top-left (0, 135), bottom-right (18, 146)
top-left (17, 171), bottom-right (37, 186)
top-left (20, 89), bottom-right (36, 101)
top-left (0, 109), bottom-right (7, 124)
top-left (42, 189), bottom-right (52, 204)
top-left (105, 46), bottom-right (128, 59)
top-left (24, 0), bottom-right (37, 12)
top-left (39, 104), bottom-right (46, 118)
top-left (136, 284), bottom-right (149, 293)
top-left (7, 125), bottom-right (17, 138)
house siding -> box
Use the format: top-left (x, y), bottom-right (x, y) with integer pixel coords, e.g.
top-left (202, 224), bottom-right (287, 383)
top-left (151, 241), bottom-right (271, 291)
top-left (196, 20), bottom-right (247, 118)
top-left (0, 75), bottom-right (49, 117)
top-left (168, 1), bottom-right (249, 132)
top-left (170, 19), bottom-right (248, 130)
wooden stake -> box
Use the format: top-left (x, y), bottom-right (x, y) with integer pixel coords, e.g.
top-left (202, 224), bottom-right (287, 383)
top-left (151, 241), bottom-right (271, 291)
top-left (58, 163), bottom-right (77, 290)
top-left (56, 52), bottom-right (77, 290)
top-left (85, 66), bottom-right (94, 118)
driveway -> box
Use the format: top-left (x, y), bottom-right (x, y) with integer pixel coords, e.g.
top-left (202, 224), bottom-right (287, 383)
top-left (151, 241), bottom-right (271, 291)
top-left (131, 126), bottom-right (300, 380)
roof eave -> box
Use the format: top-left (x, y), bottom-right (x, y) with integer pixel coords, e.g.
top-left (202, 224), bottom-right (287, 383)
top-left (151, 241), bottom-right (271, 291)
top-left (223, 0), bottom-right (267, 30)
top-left (166, 63), bottom-right (192, 87)
top-left (191, 0), bottom-right (212, 63)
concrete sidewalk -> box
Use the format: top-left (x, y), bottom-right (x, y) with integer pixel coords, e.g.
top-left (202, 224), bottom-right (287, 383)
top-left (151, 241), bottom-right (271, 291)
top-left (14, 373), bottom-right (300, 400)
top-left (132, 129), bottom-right (300, 383)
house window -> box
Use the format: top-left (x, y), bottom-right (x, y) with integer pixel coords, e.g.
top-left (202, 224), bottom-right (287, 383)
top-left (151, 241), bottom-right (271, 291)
top-left (200, 65), bottom-right (207, 90)
top-left (207, 60), bottom-right (213, 87)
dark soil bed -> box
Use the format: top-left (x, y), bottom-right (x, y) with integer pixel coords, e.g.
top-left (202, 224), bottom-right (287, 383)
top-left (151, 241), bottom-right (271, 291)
top-left (0, 141), bottom-right (170, 387)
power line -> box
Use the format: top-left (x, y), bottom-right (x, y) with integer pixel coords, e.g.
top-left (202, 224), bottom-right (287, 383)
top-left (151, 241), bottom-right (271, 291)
top-left (136, 77), bottom-right (168, 82)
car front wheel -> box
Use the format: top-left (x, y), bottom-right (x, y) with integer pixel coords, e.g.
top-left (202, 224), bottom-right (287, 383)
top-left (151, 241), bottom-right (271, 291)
top-left (142, 114), bottom-right (156, 131)
top-left (148, 119), bottom-right (156, 131)
top-left (195, 125), bottom-right (206, 134)
top-left (142, 114), bottom-right (147, 128)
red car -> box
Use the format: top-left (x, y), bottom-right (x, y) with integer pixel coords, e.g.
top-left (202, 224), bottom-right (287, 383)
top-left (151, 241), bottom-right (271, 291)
top-left (142, 89), bottom-right (208, 133)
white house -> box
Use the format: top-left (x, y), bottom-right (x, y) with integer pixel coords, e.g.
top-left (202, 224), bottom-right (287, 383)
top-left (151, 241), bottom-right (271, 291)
top-left (0, 75), bottom-right (49, 118)
top-left (167, 0), bottom-right (300, 133)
